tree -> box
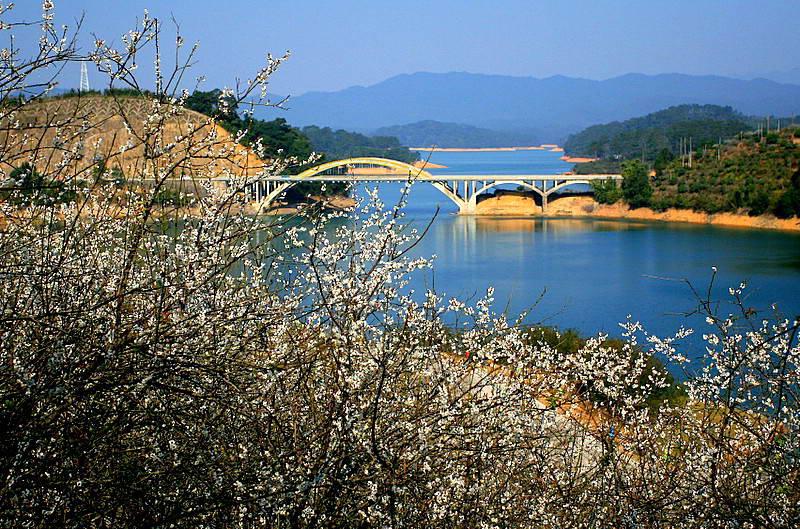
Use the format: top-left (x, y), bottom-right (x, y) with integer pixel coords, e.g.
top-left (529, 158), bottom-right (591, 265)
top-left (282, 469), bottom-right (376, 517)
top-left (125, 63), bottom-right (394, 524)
top-left (301, 125), bottom-right (418, 164)
top-left (590, 177), bottom-right (622, 204)
top-left (653, 147), bottom-right (675, 176)
top-left (621, 159), bottom-right (652, 208)
top-left (183, 88), bottom-right (238, 122)
top-left (775, 169), bottom-right (800, 218)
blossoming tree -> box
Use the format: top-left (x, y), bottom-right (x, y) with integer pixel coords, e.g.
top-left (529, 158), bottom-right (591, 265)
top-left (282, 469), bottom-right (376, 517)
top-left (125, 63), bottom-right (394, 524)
top-left (0, 3), bottom-right (797, 528)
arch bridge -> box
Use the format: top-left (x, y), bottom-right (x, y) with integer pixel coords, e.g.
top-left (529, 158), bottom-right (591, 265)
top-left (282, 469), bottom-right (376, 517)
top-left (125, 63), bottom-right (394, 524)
top-left (236, 157), bottom-right (621, 214)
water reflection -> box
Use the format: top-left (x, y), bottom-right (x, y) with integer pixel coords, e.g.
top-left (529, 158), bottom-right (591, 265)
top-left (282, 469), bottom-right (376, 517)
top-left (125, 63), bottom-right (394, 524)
top-left (404, 213), bottom-right (800, 346)
top-left (466, 216), bottom-right (654, 234)
top-left (259, 205), bottom-right (800, 333)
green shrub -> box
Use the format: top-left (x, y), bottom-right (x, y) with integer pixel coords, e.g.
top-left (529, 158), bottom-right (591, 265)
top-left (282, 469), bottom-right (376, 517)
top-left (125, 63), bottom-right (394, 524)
top-left (748, 190), bottom-right (771, 216)
top-left (621, 160), bottom-right (652, 208)
top-left (152, 187), bottom-right (191, 207)
top-left (1, 162), bottom-right (76, 206)
top-left (650, 197), bottom-right (672, 212)
top-left (774, 170), bottom-right (800, 218)
top-left (590, 178), bottom-right (623, 204)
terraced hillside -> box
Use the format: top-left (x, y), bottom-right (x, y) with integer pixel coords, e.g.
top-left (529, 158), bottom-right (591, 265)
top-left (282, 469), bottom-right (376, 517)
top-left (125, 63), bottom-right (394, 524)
top-left (0, 95), bottom-right (265, 181)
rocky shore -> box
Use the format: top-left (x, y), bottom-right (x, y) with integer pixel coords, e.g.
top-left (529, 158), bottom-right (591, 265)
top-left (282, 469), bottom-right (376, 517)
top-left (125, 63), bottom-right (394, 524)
top-left (472, 191), bottom-right (800, 232)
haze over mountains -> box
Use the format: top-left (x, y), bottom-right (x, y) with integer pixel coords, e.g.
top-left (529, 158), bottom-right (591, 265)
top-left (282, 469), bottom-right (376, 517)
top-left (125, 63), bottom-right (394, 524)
top-left (259, 71), bottom-right (800, 143)
top-left (738, 67), bottom-right (800, 86)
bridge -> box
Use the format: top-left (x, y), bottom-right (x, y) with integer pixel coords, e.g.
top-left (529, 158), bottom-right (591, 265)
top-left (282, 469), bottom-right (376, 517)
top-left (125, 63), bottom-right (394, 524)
top-left (231, 157), bottom-right (622, 214)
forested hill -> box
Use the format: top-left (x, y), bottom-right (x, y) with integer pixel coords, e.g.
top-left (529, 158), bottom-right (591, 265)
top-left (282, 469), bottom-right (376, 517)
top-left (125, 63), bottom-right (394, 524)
top-left (565, 105), bottom-right (752, 159)
top-left (183, 90), bottom-right (416, 166)
top-left (373, 120), bottom-right (538, 148)
top-left (589, 128), bottom-right (800, 219)
top-left (651, 128), bottom-right (800, 217)
top-left (301, 126), bottom-right (417, 164)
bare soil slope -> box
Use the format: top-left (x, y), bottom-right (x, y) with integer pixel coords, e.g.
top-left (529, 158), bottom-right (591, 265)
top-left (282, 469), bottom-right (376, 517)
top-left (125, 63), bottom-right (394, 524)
top-left (1, 95), bottom-right (265, 180)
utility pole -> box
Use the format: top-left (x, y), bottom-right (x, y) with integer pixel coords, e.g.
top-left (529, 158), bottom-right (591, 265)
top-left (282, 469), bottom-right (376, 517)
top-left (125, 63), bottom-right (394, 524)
top-left (80, 62), bottom-right (90, 93)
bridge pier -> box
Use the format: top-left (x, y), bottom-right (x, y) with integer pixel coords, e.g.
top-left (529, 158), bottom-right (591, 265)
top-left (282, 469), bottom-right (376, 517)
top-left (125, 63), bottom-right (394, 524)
top-left (459, 201), bottom-right (477, 215)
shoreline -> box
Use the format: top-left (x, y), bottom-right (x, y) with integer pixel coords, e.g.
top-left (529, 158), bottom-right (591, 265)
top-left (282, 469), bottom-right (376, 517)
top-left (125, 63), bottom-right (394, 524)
top-left (409, 146), bottom-right (550, 152)
top-left (469, 193), bottom-right (800, 232)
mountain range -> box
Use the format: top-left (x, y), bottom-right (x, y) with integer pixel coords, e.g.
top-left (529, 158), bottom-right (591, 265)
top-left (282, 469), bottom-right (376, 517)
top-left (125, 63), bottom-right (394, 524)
top-left (739, 67), bottom-right (800, 86)
top-left (258, 72), bottom-right (800, 142)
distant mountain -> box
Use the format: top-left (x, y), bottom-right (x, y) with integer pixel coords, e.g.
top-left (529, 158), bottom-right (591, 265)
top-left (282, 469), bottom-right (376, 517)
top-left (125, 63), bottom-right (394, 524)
top-left (256, 72), bottom-right (800, 142)
top-left (740, 67), bottom-right (800, 86)
top-left (373, 120), bottom-right (538, 148)
top-left (565, 104), bottom-right (752, 158)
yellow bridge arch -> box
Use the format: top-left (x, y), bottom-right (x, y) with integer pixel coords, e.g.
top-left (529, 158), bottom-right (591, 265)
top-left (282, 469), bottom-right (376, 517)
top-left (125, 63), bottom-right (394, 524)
top-left (295, 157), bottom-right (432, 179)
top-left (257, 157), bottom-right (433, 208)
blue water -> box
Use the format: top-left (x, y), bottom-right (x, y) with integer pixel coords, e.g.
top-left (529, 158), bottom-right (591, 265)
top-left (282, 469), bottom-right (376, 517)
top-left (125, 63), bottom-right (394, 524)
top-left (348, 149), bottom-right (800, 359)
top-left (424, 149), bottom-right (572, 175)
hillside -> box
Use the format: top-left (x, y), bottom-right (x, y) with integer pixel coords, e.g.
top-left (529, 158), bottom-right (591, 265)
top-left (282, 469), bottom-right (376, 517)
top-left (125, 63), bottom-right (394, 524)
top-left (301, 125), bottom-right (417, 163)
top-left (373, 120), bottom-right (538, 148)
top-left (1, 94), bottom-right (263, 180)
top-left (256, 72), bottom-right (800, 141)
top-left (564, 104), bottom-right (751, 158)
top-left (584, 128), bottom-right (800, 218)
top-left (646, 128), bottom-right (800, 216)
top-left (184, 89), bottom-right (417, 166)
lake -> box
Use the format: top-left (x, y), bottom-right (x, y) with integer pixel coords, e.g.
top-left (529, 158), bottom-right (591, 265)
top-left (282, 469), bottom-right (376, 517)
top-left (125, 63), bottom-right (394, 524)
top-left (346, 149), bottom-right (800, 358)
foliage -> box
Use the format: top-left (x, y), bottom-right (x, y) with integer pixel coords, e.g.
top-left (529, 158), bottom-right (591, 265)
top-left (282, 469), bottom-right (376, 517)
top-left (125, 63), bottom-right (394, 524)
top-left (151, 187), bottom-right (191, 207)
top-left (374, 119), bottom-right (539, 148)
top-left (621, 159), bottom-right (652, 208)
top-left (0, 162), bottom-right (76, 205)
top-left (653, 147), bottom-right (675, 176)
top-left (301, 125), bottom-right (417, 164)
top-left (91, 159), bottom-right (125, 184)
top-left (183, 90), bottom-right (345, 197)
top-left (572, 158), bottom-right (622, 175)
top-left (184, 90), bottom-right (312, 162)
top-left (646, 128), bottom-right (800, 216)
top-left (42, 87), bottom-right (157, 100)
top-left (521, 326), bottom-right (686, 412)
top-left (775, 169), bottom-right (800, 219)
top-left (576, 127), bottom-right (800, 217)
top-left (565, 104), bottom-right (751, 159)
top-left (589, 177), bottom-right (623, 204)
top-left (184, 91), bottom-right (436, 199)
top-left (1, 5), bottom-right (799, 529)
top-left (569, 104), bottom-right (800, 217)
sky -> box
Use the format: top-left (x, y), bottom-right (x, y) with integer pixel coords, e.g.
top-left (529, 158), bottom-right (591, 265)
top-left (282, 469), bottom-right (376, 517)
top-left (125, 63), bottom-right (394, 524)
top-left (8, 1), bottom-right (800, 97)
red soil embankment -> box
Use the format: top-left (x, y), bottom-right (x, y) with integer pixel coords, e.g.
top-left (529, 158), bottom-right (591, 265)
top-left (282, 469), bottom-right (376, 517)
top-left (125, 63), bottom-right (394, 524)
top-left (473, 193), bottom-right (800, 232)
top-left (413, 160), bottom-right (448, 169)
top-left (560, 156), bottom-right (598, 163)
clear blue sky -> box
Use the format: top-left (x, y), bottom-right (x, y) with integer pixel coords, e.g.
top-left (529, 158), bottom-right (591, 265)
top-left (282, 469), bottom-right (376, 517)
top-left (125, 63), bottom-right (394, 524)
top-left (9, 1), bottom-right (800, 96)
